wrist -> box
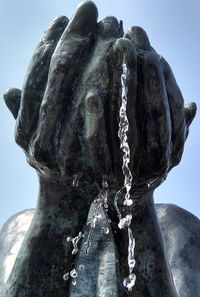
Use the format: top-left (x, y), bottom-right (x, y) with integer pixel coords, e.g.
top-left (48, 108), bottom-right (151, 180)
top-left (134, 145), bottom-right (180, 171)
top-left (33, 174), bottom-right (99, 230)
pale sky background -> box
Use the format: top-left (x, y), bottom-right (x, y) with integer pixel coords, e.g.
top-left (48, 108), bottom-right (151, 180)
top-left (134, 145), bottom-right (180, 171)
top-left (0, 0), bottom-right (199, 228)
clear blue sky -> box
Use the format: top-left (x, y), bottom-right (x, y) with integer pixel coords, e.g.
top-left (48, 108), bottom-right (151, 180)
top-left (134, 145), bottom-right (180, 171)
top-left (0, 0), bottom-right (199, 228)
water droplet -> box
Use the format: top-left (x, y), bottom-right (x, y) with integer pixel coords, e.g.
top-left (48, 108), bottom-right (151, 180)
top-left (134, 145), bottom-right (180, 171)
top-left (78, 264), bottom-right (85, 271)
top-left (101, 227), bottom-right (110, 234)
top-left (72, 174), bottom-right (80, 187)
top-left (70, 269), bottom-right (78, 278)
top-left (118, 214), bottom-right (132, 229)
top-left (124, 199), bottom-right (133, 206)
top-left (123, 273), bottom-right (136, 291)
top-left (72, 279), bottom-right (76, 286)
top-left (94, 198), bottom-right (101, 204)
top-left (102, 180), bottom-right (108, 188)
top-left (66, 237), bottom-right (71, 242)
top-left (63, 273), bottom-right (69, 281)
top-left (71, 232), bottom-right (82, 255)
top-left (96, 212), bottom-right (102, 219)
top-left (108, 219), bottom-right (111, 223)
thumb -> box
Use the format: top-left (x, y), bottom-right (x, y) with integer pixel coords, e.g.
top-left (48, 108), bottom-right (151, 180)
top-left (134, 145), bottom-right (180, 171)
top-left (3, 88), bottom-right (21, 119)
top-left (184, 102), bottom-right (197, 127)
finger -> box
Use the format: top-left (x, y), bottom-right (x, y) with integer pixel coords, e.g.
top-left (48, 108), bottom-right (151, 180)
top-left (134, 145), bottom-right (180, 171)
top-left (122, 29), bottom-right (171, 179)
top-left (135, 51), bottom-right (171, 179)
top-left (3, 88), bottom-right (21, 119)
top-left (58, 15), bottom-right (121, 177)
top-left (15, 16), bottom-right (69, 150)
top-left (124, 26), bottom-right (151, 51)
top-left (98, 16), bottom-right (123, 40)
top-left (84, 17), bottom-right (122, 178)
top-left (160, 57), bottom-right (188, 167)
top-left (109, 38), bottom-right (137, 176)
top-left (184, 102), bottom-right (197, 127)
top-left (32, 1), bottom-right (98, 163)
top-left (84, 89), bottom-right (112, 180)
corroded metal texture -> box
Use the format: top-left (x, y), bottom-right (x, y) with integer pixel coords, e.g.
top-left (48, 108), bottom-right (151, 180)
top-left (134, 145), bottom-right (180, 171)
top-left (1, 204), bottom-right (200, 297)
top-left (2, 0), bottom-right (197, 296)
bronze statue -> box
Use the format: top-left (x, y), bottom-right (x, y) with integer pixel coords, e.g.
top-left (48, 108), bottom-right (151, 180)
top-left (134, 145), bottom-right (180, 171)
top-left (0, 1), bottom-right (198, 296)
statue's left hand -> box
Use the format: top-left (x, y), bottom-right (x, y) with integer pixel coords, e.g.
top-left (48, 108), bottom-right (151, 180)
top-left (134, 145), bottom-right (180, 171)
top-left (4, 1), bottom-right (123, 186)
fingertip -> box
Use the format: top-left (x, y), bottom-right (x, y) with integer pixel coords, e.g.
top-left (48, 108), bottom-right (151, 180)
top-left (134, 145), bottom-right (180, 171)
top-left (98, 16), bottom-right (121, 40)
top-left (43, 16), bottom-right (69, 43)
top-left (4, 88), bottom-right (21, 119)
top-left (124, 26), bottom-right (151, 51)
top-left (67, 1), bottom-right (98, 36)
top-left (113, 37), bottom-right (137, 67)
top-left (49, 16), bottom-right (69, 29)
top-left (184, 102), bottom-right (197, 127)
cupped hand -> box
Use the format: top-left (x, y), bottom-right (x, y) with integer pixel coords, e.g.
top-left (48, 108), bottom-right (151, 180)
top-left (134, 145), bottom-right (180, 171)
top-left (108, 26), bottom-right (196, 192)
top-left (4, 1), bottom-right (196, 193)
top-left (4, 1), bottom-right (123, 185)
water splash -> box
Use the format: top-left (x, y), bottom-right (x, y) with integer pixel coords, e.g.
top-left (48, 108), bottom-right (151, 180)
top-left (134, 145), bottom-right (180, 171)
top-left (118, 214), bottom-right (132, 229)
top-left (101, 227), bottom-right (110, 234)
top-left (118, 63), bottom-right (136, 292)
top-left (72, 279), bottom-right (77, 286)
top-left (66, 231), bottom-right (83, 255)
top-left (78, 264), bottom-right (85, 271)
top-left (84, 180), bottom-right (109, 255)
top-left (123, 273), bottom-right (136, 292)
top-left (63, 273), bottom-right (69, 281)
top-left (71, 232), bottom-right (83, 255)
top-left (84, 222), bottom-right (95, 255)
top-left (63, 232), bottom-right (83, 283)
top-left (70, 268), bottom-right (78, 278)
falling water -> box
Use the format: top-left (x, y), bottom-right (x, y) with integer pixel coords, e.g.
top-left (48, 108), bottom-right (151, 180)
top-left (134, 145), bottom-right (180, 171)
top-left (118, 63), bottom-right (136, 292)
top-left (118, 63), bottom-right (133, 207)
top-left (63, 180), bottom-right (110, 286)
top-left (84, 180), bottom-right (109, 255)
top-left (63, 231), bottom-right (83, 284)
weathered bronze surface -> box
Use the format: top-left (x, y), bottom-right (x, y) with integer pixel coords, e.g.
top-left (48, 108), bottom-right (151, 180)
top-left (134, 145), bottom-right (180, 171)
top-left (1, 1), bottom-right (197, 296)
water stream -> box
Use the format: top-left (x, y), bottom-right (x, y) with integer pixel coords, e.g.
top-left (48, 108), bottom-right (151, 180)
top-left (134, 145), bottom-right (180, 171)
top-left (84, 180), bottom-right (109, 255)
top-left (63, 180), bottom-right (110, 285)
top-left (63, 63), bottom-right (137, 292)
top-left (117, 63), bottom-right (136, 292)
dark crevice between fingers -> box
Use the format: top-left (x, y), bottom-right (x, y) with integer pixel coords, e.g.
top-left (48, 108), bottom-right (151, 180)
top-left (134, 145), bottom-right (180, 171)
top-left (160, 57), bottom-right (187, 171)
top-left (32, 0), bottom-right (99, 165)
top-left (106, 53), bottom-right (122, 175)
top-left (135, 51), bottom-right (171, 179)
top-left (56, 38), bottom-right (98, 176)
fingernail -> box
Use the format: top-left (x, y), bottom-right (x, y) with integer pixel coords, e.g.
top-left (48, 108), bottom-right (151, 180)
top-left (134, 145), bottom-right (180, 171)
top-left (124, 26), bottom-right (151, 50)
